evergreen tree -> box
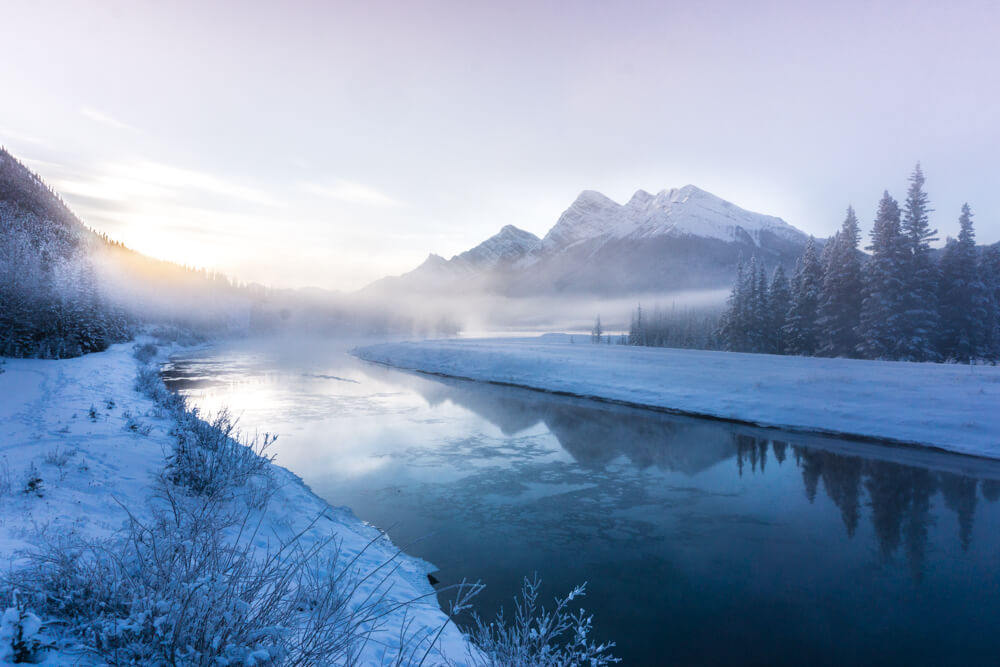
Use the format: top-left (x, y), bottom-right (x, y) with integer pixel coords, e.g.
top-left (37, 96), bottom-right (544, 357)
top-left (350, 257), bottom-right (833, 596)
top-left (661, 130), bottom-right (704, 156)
top-left (784, 237), bottom-right (822, 355)
top-left (937, 204), bottom-right (988, 361)
top-left (981, 245), bottom-right (1000, 362)
top-left (858, 192), bottom-right (908, 359)
top-left (898, 164), bottom-right (940, 361)
top-left (751, 260), bottom-right (769, 352)
top-left (719, 258), bottom-right (748, 352)
top-left (591, 315), bottom-right (603, 344)
top-left (818, 207), bottom-right (863, 356)
top-left (767, 266), bottom-right (792, 355)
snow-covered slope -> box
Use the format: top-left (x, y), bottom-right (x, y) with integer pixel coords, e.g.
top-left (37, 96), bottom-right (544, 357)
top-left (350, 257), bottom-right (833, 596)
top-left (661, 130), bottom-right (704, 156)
top-left (454, 224), bottom-right (541, 270)
top-left (354, 336), bottom-right (1000, 459)
top-left (0, 344), bottom-right (471, 665)
top-left (539, 190), bottom-right (623, 253)
top-left (616, 185), bottom-right (805, 245)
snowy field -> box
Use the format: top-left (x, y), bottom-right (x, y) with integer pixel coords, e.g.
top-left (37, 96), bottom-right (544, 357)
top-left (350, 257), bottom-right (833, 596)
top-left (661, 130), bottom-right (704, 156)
top-left (354, 335), bottom-right (1000, 460)
top-left (0, 342), bottom-right (470, 665)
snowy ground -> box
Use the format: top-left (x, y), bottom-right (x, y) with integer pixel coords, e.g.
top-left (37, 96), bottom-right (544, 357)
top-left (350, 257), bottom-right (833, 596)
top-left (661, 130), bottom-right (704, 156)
top-left (354, 335), bottom-right (1000, 460)
top-left (0, 342), bottom-right (471, 665)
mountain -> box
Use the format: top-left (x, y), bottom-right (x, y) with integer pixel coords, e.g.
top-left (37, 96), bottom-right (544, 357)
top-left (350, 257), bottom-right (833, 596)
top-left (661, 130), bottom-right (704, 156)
top-left (364, 184), bottom-right (810, 298)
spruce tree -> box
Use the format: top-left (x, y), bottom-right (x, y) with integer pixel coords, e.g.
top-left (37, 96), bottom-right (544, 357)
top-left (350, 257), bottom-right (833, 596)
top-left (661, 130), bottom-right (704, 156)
top-left (784, 238), bottom-right (823, 355)
top-left (898, 164), bottom-right (940, 361)
top-left (858, 191), bottom-right (908, 359)
top-left (751, 260), bottom-right (769, 353)
top-left (981, 245), bottom-right (1000, 362)
top-left (938, 204), bottom-right (988, 362)
top-left (767, 265), bottom-right (792, 354)
top-left (719, 257), bottom-right (748, 352)
top-left (818, 207), bottom-right (863, 357)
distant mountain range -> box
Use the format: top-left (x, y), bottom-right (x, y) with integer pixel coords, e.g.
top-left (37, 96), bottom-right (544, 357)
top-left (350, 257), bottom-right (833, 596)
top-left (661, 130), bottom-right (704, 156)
top-left (364, 185), bottom-right (811, 298)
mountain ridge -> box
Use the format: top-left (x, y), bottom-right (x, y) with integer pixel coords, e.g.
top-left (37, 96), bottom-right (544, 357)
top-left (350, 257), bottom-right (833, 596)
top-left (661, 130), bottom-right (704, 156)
top-left (364, 184), bottom-right (810, 297)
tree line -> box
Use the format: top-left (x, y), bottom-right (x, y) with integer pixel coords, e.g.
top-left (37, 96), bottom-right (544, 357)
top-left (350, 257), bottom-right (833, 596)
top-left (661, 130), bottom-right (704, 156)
top-left (662, 164), bottom-right (998, 362)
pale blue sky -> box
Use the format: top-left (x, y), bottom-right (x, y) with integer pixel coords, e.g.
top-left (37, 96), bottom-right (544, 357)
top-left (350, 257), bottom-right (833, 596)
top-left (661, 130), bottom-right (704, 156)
top-left (2, 0), bottom-right (998, 290)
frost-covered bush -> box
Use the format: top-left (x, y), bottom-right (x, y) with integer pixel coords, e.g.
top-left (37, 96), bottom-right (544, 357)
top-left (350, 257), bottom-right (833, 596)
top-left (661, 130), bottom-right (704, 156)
top-left (132, 342), bottom-right (158, 364)
top-left (462, 575), bottom-right (619, 667)
top-left (0, 457), bottom-right (11, 496)
top-left (134, 366), bottom-right (185, 414)
top-left (1, 589), bottom-right (51, 663)
top-left (21, 463), bottom-right (43, 497)
top-left (8, 481), bottom-right (397, 666)
top-left (167, 408), bottom-right (276, 497)
top-left (42, 447), bottom-right (72, 468)
top-left (122, 410), bottom-right (153, 436)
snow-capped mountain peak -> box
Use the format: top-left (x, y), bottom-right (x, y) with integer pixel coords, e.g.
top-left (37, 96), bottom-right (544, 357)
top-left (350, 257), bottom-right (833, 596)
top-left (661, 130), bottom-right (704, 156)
top-left (453, 224), bottom-right (541, 269)
top-left (539, 184), bottom-right (804, 254)
top-left (541, 190), bottom-right (623, 251)
top-left (617, 184), bottom-right (805, 246)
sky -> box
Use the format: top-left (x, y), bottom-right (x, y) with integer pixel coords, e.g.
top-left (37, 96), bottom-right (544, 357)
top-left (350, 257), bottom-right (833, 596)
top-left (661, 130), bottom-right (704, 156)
top-left (2, 0), bottom-right (999, 291)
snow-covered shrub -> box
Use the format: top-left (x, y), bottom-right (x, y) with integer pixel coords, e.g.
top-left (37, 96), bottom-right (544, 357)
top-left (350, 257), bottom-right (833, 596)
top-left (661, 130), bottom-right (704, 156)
top-left (461, 575), bottom-right (619, 667)
top-left (20, 463), bottom-right (42, 497)
top-left (122, 410), bottom-right (152, 436)
top-left (1, 589), bottom-right (51, 663)
top-left (0, 456), bottom-right (11, 496)
top-left (134, 366), bottom-right (185, 414)
top-left (8, 480), bottom-right (402, 666)
top-left (167, 407), bottom-right (276, 497)
top-left (42, 447), bottom-right (71, 468)
top-left (132, 342), bottom-right (158, 364)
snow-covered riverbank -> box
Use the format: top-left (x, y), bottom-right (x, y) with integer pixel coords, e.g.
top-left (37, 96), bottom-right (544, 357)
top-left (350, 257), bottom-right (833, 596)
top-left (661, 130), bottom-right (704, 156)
top-left (0, 341), bottom-right (470, 665)
top-left (354, 335), bottom-right (1000, 460)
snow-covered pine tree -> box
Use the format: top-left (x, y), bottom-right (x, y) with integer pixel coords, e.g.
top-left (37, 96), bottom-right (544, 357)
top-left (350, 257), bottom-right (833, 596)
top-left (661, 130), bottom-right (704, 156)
top-left (767, 265), bottom-right (792, 354)
top-left (898, 164), bottom-right (940, 361)
top-left (591, 315), bottom-right (603, 344)
top-left (818, 207), bottom-right (863, 357)
top-left (857, 191), bottom-right (908, 359)
top-left (937, 204), bottom-right (988, 362)
top-left (718, 257), bottom-right (746, 351)
top-left (783, 237), bottom-right (822, 355)
top-left (981, 245), bottom-right (1000, 362)
top-left (751, 260), bottom-right (769, 352)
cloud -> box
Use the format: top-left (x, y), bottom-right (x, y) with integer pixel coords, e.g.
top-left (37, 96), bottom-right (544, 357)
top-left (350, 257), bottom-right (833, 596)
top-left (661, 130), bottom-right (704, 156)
top-left (80, 107), bottom-right (134, 131)
top-left (52, 159), bottom-right (276, 206)
top-left (301, 179), bottom-right (400, 207)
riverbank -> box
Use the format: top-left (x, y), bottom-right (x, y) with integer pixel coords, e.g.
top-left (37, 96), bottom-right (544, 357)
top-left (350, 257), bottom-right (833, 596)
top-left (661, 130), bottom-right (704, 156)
top-left (354, 335), bottom-right (1000, 460)
top-left (0, 340), bottom-right (470, 665)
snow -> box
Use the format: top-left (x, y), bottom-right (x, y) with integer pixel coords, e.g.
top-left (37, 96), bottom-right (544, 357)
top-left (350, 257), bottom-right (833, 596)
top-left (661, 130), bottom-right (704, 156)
top-left (0, 342), bottom-right (471, 665)
top-left (539, 190), bottom-right (623, 252)
top-left (618, 185), bottom-right (805, 245)
top-left (453, 224), bottom-right (542, 269)
top-left (534, 184), bottom-right (805, 256)
top-left (354, 336), bottom-right (1000, 460)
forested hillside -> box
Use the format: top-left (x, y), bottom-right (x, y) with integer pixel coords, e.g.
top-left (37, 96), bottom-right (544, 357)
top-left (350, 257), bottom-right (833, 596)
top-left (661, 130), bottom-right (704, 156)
top-left (0, 147), bottom-right (252, 357)
top-left (0, 149), bottom-right (132, 356)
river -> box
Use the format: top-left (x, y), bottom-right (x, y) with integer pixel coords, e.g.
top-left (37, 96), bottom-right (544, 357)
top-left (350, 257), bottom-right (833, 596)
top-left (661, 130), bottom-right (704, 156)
top-left (162, 338), bottom-right (1000, 666)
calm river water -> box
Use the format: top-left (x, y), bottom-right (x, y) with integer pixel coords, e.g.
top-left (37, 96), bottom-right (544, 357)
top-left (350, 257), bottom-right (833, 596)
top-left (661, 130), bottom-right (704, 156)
top-left (162, 339), bottom-right (1000, 666)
